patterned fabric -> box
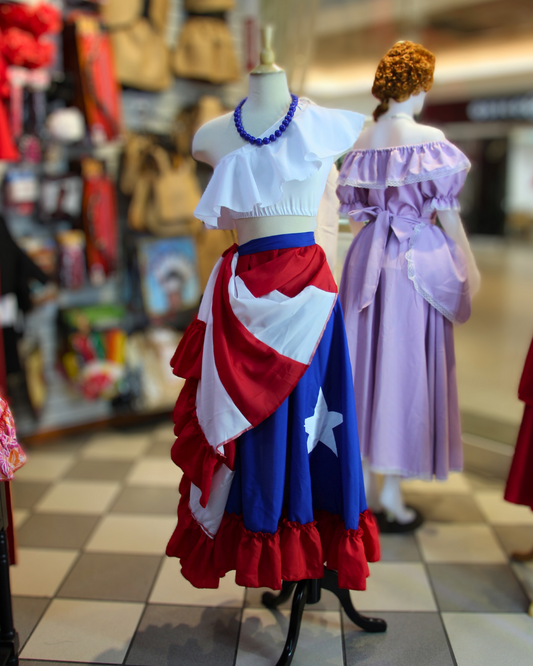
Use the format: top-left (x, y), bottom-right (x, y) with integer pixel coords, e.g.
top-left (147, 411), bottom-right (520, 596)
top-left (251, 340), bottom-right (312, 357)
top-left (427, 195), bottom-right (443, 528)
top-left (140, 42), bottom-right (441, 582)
top-left (167, 234), bottom-right (380, 590)
top-left (0, 396), bottom-right (26, 480)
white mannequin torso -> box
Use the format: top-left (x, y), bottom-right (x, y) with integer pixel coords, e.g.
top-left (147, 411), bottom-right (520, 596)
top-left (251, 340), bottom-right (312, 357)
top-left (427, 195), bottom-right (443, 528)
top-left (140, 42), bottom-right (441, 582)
top-left (193, 71), bottom-right (315, 244)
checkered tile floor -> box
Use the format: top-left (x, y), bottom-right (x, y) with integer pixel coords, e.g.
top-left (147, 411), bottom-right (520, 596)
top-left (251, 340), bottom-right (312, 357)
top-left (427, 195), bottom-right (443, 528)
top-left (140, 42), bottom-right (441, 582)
top-left (10, 422), bottom-right (533, 666)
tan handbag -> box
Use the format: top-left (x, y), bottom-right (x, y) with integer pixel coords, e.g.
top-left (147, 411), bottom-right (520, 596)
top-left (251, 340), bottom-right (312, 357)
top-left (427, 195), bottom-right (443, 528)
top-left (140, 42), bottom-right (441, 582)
top-left (127, 147), bottom-right (200, 237)
top-left (110, 18), bottom-right (172, 92)
top-left (146, 150), bottom-right (202, 236)
top-left (149, 0), bottom-right (170, 34)
top-left (172, 17), bottom-right (240, 84)
top-left (100, 0), bottom-right (143, 28)
top-left (174, 95), bottom-right (227, 156)
top-left (120, 133), bottom-right (154, 195)
top-left (184, 0), bottom-right (235, 12)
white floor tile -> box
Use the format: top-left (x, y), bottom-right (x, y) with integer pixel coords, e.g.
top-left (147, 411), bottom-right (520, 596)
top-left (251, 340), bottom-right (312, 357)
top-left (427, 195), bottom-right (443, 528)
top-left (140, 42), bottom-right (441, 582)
top-left (10, 548), bottom-right (78, 597)
top-left (442, 612), bottom-right (533, 666)
top-left (401, 473), bottom-right (472, 495)
top-left (126, 458), bottom-right (182, 488)
top-left (85, 514), bottom-right (176, 554)
top-left (474, 491), bottom-right (533, 525)
top-left (12, 509), bottom-right (30, 529)
top-left (416, 523), bottom-right (507, 563)
top-left (20, 598), bottom-right (144, 663)
top-left (35, 480), bottom-right (121, 515)
top-left (349, 562), bottom-right (437, 612)
top-left (14, 452), bottom-right (76, 482)
top-left (150, 557), bottom-right (245, 606)
top-left (236, 608), bottom-right (343, 666)
top-left (82, 433), bottom-right (151, 460)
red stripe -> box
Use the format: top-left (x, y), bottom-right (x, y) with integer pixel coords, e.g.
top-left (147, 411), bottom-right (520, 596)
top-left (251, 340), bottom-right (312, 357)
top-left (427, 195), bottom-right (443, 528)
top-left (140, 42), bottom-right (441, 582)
top-left (212, 248), bottom-right (307, 427)
top-left (235, 243), bottom-right (337, 298)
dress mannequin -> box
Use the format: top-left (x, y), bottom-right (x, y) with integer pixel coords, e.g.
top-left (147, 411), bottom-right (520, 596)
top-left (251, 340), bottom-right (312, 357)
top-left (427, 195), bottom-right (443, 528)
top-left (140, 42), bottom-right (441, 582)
top-left (166, 31), bottom-right (386, 663)
top-left (338, 42), bottom-right (479, 529)
top-left (193, 60), bottom-right (315, 244)
top-left (168, 25), bottom-right (379, 593)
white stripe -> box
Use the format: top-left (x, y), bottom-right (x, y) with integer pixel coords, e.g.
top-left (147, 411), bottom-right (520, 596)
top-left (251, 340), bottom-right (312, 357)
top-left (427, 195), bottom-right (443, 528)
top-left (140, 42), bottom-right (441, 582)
top-left (197, 314), bottom-right (252, 452)
top-left (229, 276), bottom-right (336, 365)
top-left (190, 464), bottom-right (235, 537)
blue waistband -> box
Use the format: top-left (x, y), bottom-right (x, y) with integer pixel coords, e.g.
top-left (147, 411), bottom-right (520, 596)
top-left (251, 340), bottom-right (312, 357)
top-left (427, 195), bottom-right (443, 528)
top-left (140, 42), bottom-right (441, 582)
top-left (238, 232), bottom-right (315, 256)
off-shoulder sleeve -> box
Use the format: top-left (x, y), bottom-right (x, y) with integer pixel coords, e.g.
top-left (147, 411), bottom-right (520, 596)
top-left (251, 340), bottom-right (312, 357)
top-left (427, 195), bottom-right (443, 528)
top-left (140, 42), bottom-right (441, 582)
top-left (336, 183), bottom-right (369, 221)
top-left (195, 99), bottom-right (366, 229)
top-left (420, 169), bottom-right (469, 213)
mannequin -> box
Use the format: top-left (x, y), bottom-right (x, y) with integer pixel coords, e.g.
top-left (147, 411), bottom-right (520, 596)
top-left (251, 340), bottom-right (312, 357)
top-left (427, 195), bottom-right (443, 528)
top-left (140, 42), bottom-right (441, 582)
top-left (338, 41), bottom-right (479, 529)
top-left (166, 28), bottom-right (382, 605)
top-left (192, 27), bottom-right (346, 246)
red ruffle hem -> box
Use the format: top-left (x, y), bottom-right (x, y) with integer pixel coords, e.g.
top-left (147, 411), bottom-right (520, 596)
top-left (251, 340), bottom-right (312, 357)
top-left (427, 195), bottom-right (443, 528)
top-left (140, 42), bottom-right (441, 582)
top-left (166, 476), bottom-right (381, 591)
top-left (170, 317), bottom-right (235, 508)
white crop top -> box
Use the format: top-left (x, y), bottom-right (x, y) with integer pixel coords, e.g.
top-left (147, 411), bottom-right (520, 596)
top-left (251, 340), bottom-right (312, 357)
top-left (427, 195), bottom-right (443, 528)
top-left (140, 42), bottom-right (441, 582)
top-left (194, 98), bottom-right (366, 230)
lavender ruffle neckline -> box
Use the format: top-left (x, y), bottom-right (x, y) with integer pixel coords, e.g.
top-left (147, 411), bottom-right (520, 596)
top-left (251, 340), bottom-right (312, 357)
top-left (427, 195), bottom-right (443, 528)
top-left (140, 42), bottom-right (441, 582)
top-left (337, 140), bottom-right (471, 190)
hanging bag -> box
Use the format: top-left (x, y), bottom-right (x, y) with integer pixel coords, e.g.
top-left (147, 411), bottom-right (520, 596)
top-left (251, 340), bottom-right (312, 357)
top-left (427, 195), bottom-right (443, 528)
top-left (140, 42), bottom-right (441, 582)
top-left (172, 16), bottom-right (240, 84)
top-left (110, 18), bottom-right (172, 92)
top-left (145, 148), bottom-right (202, 236)
top-left (184, 0), bottom-right (235, 12)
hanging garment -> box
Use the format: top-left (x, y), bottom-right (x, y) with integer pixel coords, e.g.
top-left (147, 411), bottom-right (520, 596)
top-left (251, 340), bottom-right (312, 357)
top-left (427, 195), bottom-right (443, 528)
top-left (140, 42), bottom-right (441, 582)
top-left (504, 337), bottom-right (533, 510)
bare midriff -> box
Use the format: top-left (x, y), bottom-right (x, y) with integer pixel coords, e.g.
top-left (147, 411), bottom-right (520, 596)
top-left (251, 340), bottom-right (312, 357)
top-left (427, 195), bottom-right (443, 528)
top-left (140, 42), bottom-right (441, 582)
top-left (235, 215), bottom-right (317, 245)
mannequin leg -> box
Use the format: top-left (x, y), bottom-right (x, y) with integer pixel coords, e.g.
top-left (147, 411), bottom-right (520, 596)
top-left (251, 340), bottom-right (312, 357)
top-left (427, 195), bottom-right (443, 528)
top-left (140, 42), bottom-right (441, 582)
top-left (362, 458), bottom-right (382, 513)
top-left (380, 474), bottom-right (416, 524)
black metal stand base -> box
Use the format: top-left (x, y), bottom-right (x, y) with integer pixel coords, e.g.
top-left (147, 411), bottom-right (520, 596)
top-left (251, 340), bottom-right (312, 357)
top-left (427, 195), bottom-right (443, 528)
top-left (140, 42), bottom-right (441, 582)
top-left (262, 570), bottom-right (386, 666)
top-left (0, 484), bottom-right (19, 666)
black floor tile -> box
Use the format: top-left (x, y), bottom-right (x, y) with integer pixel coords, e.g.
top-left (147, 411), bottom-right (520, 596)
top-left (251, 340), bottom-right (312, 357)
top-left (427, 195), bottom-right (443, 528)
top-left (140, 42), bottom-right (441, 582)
top-left (427, 563), bottom-right (530, 612)
top-left (13, 597), bottom-right (50, 650)
top-left (17, 514), bottom-right (99, 549)
top-left (64, 459), bottom-right (134, 482)
top-left (492, 525), bottom-right (533, 557)
top-left (378, 534), bottom-right (421, 562)
top-left (110, 487), bottom-right (179, 515)
top-left (343, 611), bottom-right (455, 666)
top-left (145, 440), bottom-right (172, 458)
top-left (125, 605), bottom-right (240, 666)
top-left (57, 553), bottom-right (163, 602)
top-left (11, 482), bottom-right (50, 509)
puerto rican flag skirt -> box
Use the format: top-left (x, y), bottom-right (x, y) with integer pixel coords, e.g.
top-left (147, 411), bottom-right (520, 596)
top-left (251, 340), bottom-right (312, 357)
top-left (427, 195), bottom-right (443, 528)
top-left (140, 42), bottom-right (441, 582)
top-left (166, 232), bottom-right (380, 590)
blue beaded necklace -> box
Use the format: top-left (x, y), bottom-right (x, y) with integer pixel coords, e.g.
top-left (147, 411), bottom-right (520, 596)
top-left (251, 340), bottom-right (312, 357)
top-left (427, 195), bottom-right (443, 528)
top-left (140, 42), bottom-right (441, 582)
top-left (234, 94), bottom-right (299, 146)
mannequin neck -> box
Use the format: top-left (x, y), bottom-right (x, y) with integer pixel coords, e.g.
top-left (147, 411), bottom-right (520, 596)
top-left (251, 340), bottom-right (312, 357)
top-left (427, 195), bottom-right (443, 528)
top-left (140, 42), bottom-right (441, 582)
top-left (379, 95), bottom-right (423, 121)
top-left (241, 71), bottom-right (292, 136)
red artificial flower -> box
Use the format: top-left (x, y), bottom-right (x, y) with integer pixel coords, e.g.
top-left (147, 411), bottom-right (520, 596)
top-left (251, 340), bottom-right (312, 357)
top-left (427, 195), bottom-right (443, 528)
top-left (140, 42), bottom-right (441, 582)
top-left (0, 3), bottom-right (62, 38)
top-left (1, 27), bottom-right (54, 69)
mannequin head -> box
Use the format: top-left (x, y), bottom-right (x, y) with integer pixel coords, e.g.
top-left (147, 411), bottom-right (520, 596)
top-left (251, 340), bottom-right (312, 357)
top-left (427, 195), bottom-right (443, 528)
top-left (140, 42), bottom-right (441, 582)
top-left (372, 41), bottom-right (435, 121)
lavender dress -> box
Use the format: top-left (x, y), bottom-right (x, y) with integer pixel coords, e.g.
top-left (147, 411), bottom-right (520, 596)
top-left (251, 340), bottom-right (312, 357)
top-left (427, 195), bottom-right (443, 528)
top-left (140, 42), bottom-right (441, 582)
top-left (337, 141), bottom-right (471, 480)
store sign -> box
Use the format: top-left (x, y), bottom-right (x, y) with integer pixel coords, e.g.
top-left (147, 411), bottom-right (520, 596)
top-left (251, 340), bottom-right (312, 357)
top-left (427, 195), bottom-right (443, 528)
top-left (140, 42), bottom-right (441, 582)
top-left (467, 95), bottom-right (533, 122)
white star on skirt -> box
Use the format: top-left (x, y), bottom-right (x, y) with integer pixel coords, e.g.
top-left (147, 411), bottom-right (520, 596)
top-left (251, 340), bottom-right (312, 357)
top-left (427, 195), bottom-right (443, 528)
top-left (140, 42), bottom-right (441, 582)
top-left (305, 387), bottom-right (343, 457)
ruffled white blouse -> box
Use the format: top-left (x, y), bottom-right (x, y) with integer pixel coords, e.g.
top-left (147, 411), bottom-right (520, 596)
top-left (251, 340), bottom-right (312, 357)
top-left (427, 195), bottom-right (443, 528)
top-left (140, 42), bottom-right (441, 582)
top-left (194, 98), bottom-right (366, 230)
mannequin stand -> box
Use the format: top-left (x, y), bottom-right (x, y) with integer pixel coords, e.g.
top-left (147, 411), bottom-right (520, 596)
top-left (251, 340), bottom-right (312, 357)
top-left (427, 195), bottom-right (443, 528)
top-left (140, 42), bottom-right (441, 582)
top-left (0, 484), bottom-right (18, 666)
top-left (262, 569), bottom-right (386, 666)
